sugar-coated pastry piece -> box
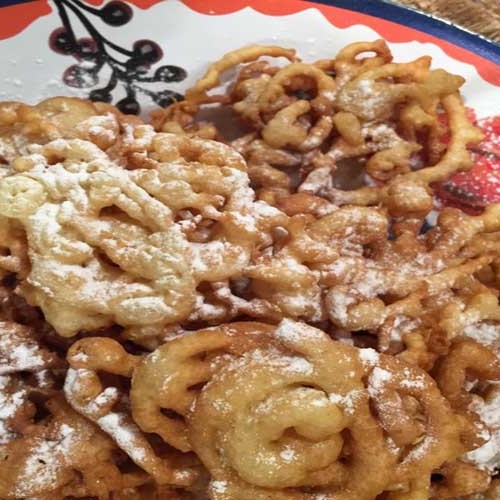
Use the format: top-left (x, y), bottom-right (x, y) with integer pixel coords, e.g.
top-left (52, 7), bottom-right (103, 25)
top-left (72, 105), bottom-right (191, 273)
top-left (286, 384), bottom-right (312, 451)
top-left (64, 320), bottom-right (488, 499)
top-left (0, 396), bottom-right (150, 499)
top-left (0, 38), bottom-right (499, 500)
top-left (0, 134), bottom-right (285, 337)
top-left (64, 337), bottom-right (198, 486)
top-left (156, 41), bottom-right (479, 216)
top-left (0, 97), bottom-right (142, 169)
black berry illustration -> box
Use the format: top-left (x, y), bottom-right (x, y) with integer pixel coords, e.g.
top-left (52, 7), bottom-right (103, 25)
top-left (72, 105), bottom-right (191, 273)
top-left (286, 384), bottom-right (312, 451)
top-left (74, 38), bottom-right (98, 61)
top-left (63, 64), bottom-right (98, 88)
top-left (116, 95), bottom-right (140, 115)
top-left (49, 27), bottom-right (75, 55)
top-left (100, 1), bottom-right (133, 26)
top-left (88, 88), bottom-right (113, 103)
top-left (155, 65), bottom-right (187, 82)
top-left (132, 40), bottom-right (163, 64)
top-left (49, 0), bottom-right (187, 114)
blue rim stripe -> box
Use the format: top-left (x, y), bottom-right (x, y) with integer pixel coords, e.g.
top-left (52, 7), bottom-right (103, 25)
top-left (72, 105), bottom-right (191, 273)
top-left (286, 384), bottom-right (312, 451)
top-left (0, 0), bottom-right (37, 6)
top-left (308, 0), bottom-right (500, 65)
top-left (1, 0), bottom-right (500, 66)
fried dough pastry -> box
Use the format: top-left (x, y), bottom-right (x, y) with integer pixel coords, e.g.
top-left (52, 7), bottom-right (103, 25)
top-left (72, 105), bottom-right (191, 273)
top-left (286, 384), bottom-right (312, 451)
top-left (0, 293), bottom-right (129, 498)
top-left (64, 337), bottom-right (197, 486)
top-left (0, 372), bottom-right (55, 447)
top-left (0, 134), bottom-right (284, 337)
top-left (0, 314), bottom-right (64, 448)
top-left (152, 41), bottom-right (479, 216)
top-left (0, 216), bottom-right (28, 278)
top-left (63, 320), bottom-right (484, 499)
top-left (0, 320), bottom-right (61, 374)
top-left (431, 460), bottom-right (492, 498)
top-left (0, 97), bottom-right (142, 169)
top-left (242, 200), bottom-right (500, 336)
top-left (0, 396), bottom-right (150, 499)
top-left (436, 341), bottom-right (500, 474)
top-left (1, 39), bottom-right (500, 500)
top-left (462, 479), bottom-right (500, 499)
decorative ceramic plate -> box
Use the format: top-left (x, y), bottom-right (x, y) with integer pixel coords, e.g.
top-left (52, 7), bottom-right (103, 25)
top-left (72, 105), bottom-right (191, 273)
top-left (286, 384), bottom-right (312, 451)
top-left (2, 0), bottom-right (500, 210)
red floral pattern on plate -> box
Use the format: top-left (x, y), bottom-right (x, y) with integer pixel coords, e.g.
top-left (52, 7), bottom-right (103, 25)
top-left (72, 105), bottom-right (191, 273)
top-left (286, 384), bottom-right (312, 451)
top-left (435, 114), bottom-right (500, 214)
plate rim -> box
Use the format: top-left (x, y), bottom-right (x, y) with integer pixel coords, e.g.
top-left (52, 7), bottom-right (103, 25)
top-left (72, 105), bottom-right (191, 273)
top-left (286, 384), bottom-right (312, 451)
top-left (307, 0), bottom-right (500, 65)
top-left (1, 0), bottom-right (36, 5)
top-left (2, 0), bottom-right (500, 68)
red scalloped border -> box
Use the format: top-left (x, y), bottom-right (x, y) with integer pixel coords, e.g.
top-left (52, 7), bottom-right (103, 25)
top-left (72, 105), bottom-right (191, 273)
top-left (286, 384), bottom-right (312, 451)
top-left (0, 0), bottom-right (163, 41)
top-left (182, 0), bottom-right (500, 88)
top-left (1, 0), bottom-right (499, 87)
top-left (0, 1), bottom-right (51, 41)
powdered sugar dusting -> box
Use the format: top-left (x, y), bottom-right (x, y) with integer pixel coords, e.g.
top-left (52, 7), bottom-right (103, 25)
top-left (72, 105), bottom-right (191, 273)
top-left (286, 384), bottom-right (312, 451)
top-left (358, 348), bottom-right (380, 367)
top-left (0, 375), bottom-right (26, 444)
top-left (14, 423), bottom-right (75, 497)
top-left (463, 323), bottom-right (500, 351)
top-left (64, 370), bottom-right (148, 466)
top-left (386, 436), bottom-right (400, 455)
top-left (275, 318), bottom-right (324, 344)
top-left (465, 386), bottom-right (500, 471)
top-left (211, 480), bottom-right (228, 494)
top-left (329, 389), bottom-right (363, 415)
top-left (280, 446), bottom-right (296, 463)
top-left (401, 435), bottom-right (435, 465)
top-left (388, 316), bottom-right (420, 343)
top-left (224, 347), bottom-right (314, 377)
top-left (0, 325), bottom-right (46, 374)
top-left (97, 412), bottom-right (146, 462)
top-left (64, 368), bottom-right (119, 419)
top-left (71, 351), bottom-right (89, 363)
top-left (326, 289), bottom-right (355, 324)
top-left (399, 367), bottom-right (426, 389)
top-left (78, 114), bottom-right (117, 143)
top-left (367, 367), bottom-right (392, 398)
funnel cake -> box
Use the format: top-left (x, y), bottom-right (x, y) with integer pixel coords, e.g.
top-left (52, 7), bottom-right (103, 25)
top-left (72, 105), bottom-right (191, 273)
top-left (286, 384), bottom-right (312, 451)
top-left (0, 38), bottom-right (499, 499)
top-left (0, 308), bottom-right (64, 443)
top-left (0, 217), bottom-right (28, 278)
top-left (63, 339), bottom-right (197, 487)
top-left (0, 396), bottom-right (153, 500)
top-left (0, 316), bottom-right (150, 499)
top-left (0, 134), bottom-right (284, 337)
top-left (152, 41), bottom-right (479, 218)
top-left (241, 200), bottom-right (500, 337)
top-left (0, 97), bottom-right (143, 170)
top-left (63, 320), bottom-right (486, 499)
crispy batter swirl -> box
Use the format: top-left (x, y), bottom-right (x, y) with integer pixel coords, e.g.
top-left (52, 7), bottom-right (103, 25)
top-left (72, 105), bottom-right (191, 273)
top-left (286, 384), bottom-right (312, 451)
top-left (0, 134), bottom-right (284, 337)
